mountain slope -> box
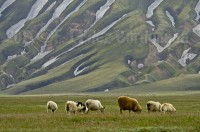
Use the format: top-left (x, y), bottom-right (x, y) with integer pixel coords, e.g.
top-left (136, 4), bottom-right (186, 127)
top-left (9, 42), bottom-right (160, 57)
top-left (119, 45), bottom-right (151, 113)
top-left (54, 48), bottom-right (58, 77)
top-left (0, 0), bottom-right (200, 94)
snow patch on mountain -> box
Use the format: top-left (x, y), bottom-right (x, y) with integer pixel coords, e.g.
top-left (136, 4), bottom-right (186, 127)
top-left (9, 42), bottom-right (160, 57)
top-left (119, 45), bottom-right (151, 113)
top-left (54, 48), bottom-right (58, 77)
top-left (178, 48), bottom-right (197, 67)
top-left (80, 0), bottom-right (115, 37)
top-left (151, 33), bottom-right (178, 53)
top-left (45, 1), bottom-right (56, 12)
top-left (36, 0), bottom-right (73, 38)
top-left (195, 0), bottom-right (200, 21)
top-left (193, 24), bottom-right (200, 37)
top-left (40, 0), bottom-right (87, 53)
top-left (31, 0), bottom-right (87, 63)
top-left (31, 50), bottom-right (52, 62)
top-left (146, 0), bottom-right (164, 19)
top-left (42, 57), bottom-right (58, 68)
top-left (74, 62), bottom-right (89, 76)
top-left (6, 0), bottom-right (48, 38)
top-left (41, 14), bottom-right (127, 68)
top-left (59, 14), bottom-right (127, 56)
top-left (146, 20), bottom-right (155, 31)
top-left (166, 10), bottom-right (175, 27)
top-left (146, 20), bottom-right (155, 27)
top-left (50, 54), bottom-right (84, 70)
top-left (1, 71), bottom-right (15, 88)
top-left (0, 0), bottom-right (16, 17)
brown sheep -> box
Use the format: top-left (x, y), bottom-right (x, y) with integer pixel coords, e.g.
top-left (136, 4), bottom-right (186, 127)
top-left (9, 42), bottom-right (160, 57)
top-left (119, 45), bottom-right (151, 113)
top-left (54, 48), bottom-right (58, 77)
top-left (118, 96), bottom-right (142, 114)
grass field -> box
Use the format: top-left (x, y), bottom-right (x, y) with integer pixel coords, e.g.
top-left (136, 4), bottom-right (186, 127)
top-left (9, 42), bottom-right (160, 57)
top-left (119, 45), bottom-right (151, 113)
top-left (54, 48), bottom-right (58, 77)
top-left (0, 93), bottom-right (200, 131)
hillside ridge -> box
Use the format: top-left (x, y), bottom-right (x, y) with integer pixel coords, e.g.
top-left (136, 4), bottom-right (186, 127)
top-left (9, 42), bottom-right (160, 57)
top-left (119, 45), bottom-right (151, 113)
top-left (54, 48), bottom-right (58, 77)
top-left (0, 0), bottom-right (200, 94)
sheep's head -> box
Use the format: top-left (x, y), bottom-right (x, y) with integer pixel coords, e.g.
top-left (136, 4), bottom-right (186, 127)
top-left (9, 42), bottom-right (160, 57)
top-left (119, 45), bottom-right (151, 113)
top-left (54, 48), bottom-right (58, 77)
top-left (100, 106), bottom-right (105, 113)
top-left (136, 105), bottom-right (142, 113)
top-left (137, 109), bottom-right (142, 113)
top-left (84, 106), bottom-right (89, 113)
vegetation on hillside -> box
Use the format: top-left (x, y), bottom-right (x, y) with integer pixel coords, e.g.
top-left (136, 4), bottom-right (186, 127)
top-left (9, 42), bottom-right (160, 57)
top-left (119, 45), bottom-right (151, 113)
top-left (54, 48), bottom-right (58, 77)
top-left (0, 0), bottom-right (199, 94)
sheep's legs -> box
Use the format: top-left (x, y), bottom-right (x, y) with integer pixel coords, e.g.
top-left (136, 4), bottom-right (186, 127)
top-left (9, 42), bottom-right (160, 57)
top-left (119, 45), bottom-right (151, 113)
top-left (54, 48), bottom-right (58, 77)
top-left (120, 109), bottom-right (122, 114)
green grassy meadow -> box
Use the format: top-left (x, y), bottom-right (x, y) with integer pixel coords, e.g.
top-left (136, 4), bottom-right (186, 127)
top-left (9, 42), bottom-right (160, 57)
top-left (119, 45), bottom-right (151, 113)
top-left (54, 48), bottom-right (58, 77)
top-left (0, 93), bottom-right (200, 131)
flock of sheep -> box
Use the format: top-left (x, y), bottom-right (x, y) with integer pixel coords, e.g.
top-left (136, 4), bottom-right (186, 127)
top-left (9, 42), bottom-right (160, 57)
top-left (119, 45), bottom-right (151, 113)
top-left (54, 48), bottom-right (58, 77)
top-left (46, 96), bottom-right (176, 115)
top-left (47, 99), bottom-right (105, 115)
top-left (118, 96), bottom-right (176, 114)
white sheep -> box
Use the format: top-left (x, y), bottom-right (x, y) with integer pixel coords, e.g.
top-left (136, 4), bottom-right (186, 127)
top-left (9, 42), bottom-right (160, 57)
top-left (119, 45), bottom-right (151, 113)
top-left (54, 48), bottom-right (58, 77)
top-left (65, 101), bottom-right (88, 115)
top-left (85, 99), bottom-right (105, 113)
top-left (161, 103), bottom-right (176, 113)
top-left (46, 101), bottom-right (58, 114)
top-left (146, 101), bottom-right (162, 113)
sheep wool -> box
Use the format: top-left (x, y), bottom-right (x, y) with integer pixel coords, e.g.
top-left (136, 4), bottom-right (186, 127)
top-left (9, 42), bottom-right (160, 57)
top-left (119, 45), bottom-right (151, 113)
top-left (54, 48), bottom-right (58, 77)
top-left (85, 99), bottom-right (105, 113)
top-left (118, 96), bottom-right (142, 114)
top-left (161, 103), bottom-right (176, 113)
top-left (146, 101), bottom-right (162, 112)
top-left (65, 101), bottom-right (88, 115)
top-left (47, 101), bottom-right (58, 114)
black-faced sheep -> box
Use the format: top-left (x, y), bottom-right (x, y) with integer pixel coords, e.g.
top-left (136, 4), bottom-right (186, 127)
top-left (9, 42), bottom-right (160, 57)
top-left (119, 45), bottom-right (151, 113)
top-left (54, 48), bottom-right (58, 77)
top-left (161, 103), bottom-right (176, 113)
top-left (65, 101), bottom-right (88, 115)
top-left (118, 96), bottom-right (142, 114)
top-left (146, 101), bottom-right (162, 113)
top-left (85, 99), bottom-right (105, 113)
top-left (47, 101), bottom-right (58, 114)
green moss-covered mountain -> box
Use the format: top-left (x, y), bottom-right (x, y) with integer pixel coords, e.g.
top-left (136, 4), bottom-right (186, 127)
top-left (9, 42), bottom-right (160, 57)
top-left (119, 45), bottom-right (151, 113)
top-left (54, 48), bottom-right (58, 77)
top-left (0, 0), bottom-right (200, 94)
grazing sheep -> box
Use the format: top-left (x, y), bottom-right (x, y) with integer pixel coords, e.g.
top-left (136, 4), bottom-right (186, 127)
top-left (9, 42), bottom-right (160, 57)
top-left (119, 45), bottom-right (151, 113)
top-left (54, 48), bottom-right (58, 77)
top-left (47, 101), bottom-right (58, 114)
top-left (118, 96), bottom-right (142, 114)
top-left (146, 101), bottom-right (162, 113)
top-left (65, 101), bottom-right (88, 115)
top-left (85, 99), bottom-right (105, 113)
top-left (161, 103), bottom-right (176, 113)
top-left (75, 101), bottom-right (88, 113)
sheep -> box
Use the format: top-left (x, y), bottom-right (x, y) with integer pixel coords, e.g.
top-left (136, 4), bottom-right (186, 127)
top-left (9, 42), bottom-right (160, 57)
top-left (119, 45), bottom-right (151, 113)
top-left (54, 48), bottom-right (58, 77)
top-left (161, 103), bottom-right (176, 113)
top-left (146, 101), bottom-right (162, 113)
top-left (65, 101), bottom-right (88, 115)
top-left (46, 101), bottom-right (58, 114)
top-left (118, 96), bottom-right (142, 114)
top-left (75, 101), bottom-right (88, 113)
top-left (85, 99), bottom-right (105, 113)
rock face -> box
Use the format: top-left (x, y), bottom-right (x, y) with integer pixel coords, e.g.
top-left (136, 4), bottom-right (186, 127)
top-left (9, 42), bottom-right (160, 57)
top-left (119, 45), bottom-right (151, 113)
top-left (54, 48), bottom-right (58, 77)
top-left (0, 0), bottom-right (199, 94)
